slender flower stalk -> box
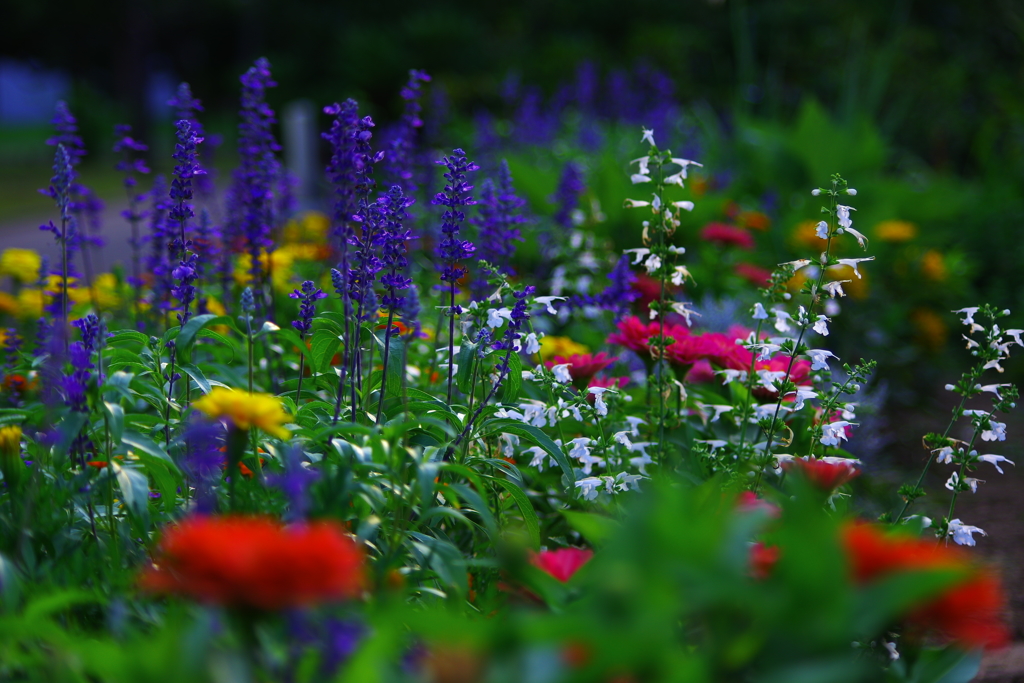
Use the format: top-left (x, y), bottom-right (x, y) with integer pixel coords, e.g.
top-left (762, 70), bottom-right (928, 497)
top-left (290, 281), bottom-right (327, 404)
top-left (471, 160), bottom-right (526, 298)
top-left (40, 144), bottom-right (75, 342)
top-left (113, 124), bottom-right (150, 325)
top-left (433, 149), bottom-right (479, 404)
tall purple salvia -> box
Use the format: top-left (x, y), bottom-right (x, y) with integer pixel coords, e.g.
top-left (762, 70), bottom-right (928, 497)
top-left (113, 124), bottom-right (150, 319)
top-left (169, 119), bottom-right (205, 327)
top-left (289, 280), bottom-right (327, 403)
top-left (384, 69), bottom-right (431, 195)
top-left (145, 175), bottom-right (173, 320)
top-left (39, 144), bottom-right (75, 331)
top-left (472, 159), bottom-right (526, 297)
top-left (233, 59), bottom-right (281, 297)
top-left (374, 185), bottom-right (415, 422)
top-left (432, 148), bottom-right (478, 403)
top-left (168, 82), bottom-right (218, 200)
top-left (551, 161), bottom-right (585, 230)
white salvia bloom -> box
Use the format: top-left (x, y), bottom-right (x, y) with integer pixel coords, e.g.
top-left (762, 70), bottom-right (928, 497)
top-left (820, 456), bottom-right (862, 466)
top-left (568, 437), bottom-right (593, 461)
top-left (623, 198), bottom-right (651, 209)
top-left (615, 472), bottom-right (645, 492)
top-left (773, 309), bottom-right (793, 333)
top-left (807, 348), bottom-right (837, 371)
top-left (715, 368), bottom-right (748, 385)
top-left (976, 383), bottom-right (1012, 399)
top-left (840, 403), bottom-right (857, 421)
top-left (945, 384), bottom-right (956, 391)
top-left (566, 403), bottom-right (583, 422)
top-left (824, 299), bottom-right (841, 316)
top-left (1004, 328), bottom-right (1024, 346)
top-left (612, 430), bottom-right (633, 449)
top-left (671, 200), bottom-right (695, 211)
top-left (577, 452), bottom-right (604, 475)
top-left (753, 302), bottom-right (769, 320)
top-left (834, 257), bottom-right (875, 278)
top-left (815, 221), bottom-right (829, 239)
top-left (962, 334), bottom-right (980, 350)
top-left (821, 421), bottom-right (854, 447)
top-left (629, 451), bottom-right (654, 475)
top-left (935, 446), bottom-right (956, 465)
top-left (811, 188), bottom-right (822, 196)
top-left (752, 402), bottom-right (791, 421)
top-left (823, 280), bottom-right (848, 298)
top-left (836, 204), bottom-right (856, 229)
top-left (756, 369), bottom-right (786, 392)
top-left (884, 642), bottom-right (899, 661)
top-left (812, 315), bottom-right (830, 336)
top-left (589, 387), bottom-right (610, 416)
top-left (576, 476), bottom-right (604, 501)
top-left (644, 253), bottom-right (662, 274)
top-left (670, 157), bottom-right (702, 172)
top-left (533, 296), bottom-right (565, 315)
top-left (671, 266), bottom-right (692, 286)
top-left (977, 453), bottom-right (1014, 473)
top-left (487, 307), bottom-right (512, 328)
top-left (495, 407), bottom-right (524, 421)
top-left (667, 245), bottom-right (687, 255)
top-left (696, 439), bottom-right (728, 454)
top-left (623, 248), bottom-right (650, 265)
top-left (523, 333), bottom-right (541, 355)
top-left (630, 173), bottom-right (652, 184)
top-left (631, 156), bottom-right (650, 175)
top-left (625, 416), bottom-right (645, 437)
top-left (788, 387), bottom-right (817, 411)
top-left (947, 518), bottom-right (986, 546)
top-left (749, 342), bottom-right (782, 362)
top-left (703, 404), bottom-right (734, 423)
top-left (952, 307), bottom-right (984, 333)
top-left (524, 446), bottom-right (548, 470)
top-left (551, 364), bottom-right (573, 384)
top-left (500, 433), bottom-right (520, 457)
top-left (982, 420), bottom-right (1007, 442)
top-left (780, 258), bottom-right (812, 271)
top-left (846, 188), bottom-right (857, 196)
top-left (664, 171), bottom-right (686, 187)
top-left (521, 370), bottom-right (535, 381)
top-left (671, 301), bottom-right (700, 326)
top-left (641, 127), bottom-right (656, 146)
top-left (845, 226), bottom-right (869, 249)
top-left (946, 471), bottom-right (982, 493)
top-left (651, 194), bottom-right (662, 211)
top-left (983, 358), bottom-right (1005, 373)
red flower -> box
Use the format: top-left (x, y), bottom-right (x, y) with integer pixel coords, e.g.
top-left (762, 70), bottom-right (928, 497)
top-left (140, 516), bottom-right (365, 610)
top-left (749, 542), bottom-right (779, 580)
top-left (607, 316), bottom-right (665, 354)
top-left (546, 352), bottom-right (618, 387)
top-left (700, 222), bottom-right (755, 250)
top-left (588, 375), bottom-right (630, 390)
top-left (842, 523), bottom-right (1008, 649)
top-left (630, 273), bottom-right (670, 312)
top-left (735, 262), bottom-right (772, 287)
top-left (783, 458), bottom-right (859, 491)
top-left (87, 460), bottom-right (109, 469)
top-left (531, 547), bottom-right (593, 582)
top-left (736, 491), bottom-right (780, 517)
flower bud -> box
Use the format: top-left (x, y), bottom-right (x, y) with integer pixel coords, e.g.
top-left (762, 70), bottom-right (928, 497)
top-left (0, 425), bottom-right (25, 489)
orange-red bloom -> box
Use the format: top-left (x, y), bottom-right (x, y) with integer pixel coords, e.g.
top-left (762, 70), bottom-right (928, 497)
top-left (140, 516), bottom-right (364, 610)
top-left (783, 458), bottom-right (859, 491)
top-left (842, 522), bottom-right (1008, 649)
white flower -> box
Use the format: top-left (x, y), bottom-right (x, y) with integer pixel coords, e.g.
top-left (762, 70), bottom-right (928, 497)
top-left (576, 476), bottom-right (604, 501)
top-left (551, 363), bottom-right (573, 384)
top-left (749, 342), bottom-right (782, 362)
top-left (952, 307), bottom-right (983, 333)
top-left (780, 259), bottom-right (812, 271)
top-left (667, 245), bottom-right (687, 255)
top-left (623, 198), bottom-right (651, 209)
top-left (521, 370), bottom-right (535, 381)
top-left (962, 334), bottom-right (980, 350)
top-left (811, 188), bottom-right (822, 196)
top-left (534, 296), bottom-right (565, 315)
top-left (977, 453), bottom-right (1014, 473)
top-left (629, 450), bottom-right (654, 474)
top-left (846, 188), bottom-right (857, 196)
top-left (612, 430), bottom-right (633, 450)
top-left (788, 387), bottom-right (817, 411)
top-left (651, 194), bottom-right (662, 211)
top-left (644, 253), bottom-right (662, 274)
top-left (615, 471), bottom-right (645, 492)
top-left (1004, 328), bottom-right (1024, 346)
top-left (934, 446), bottom-right (956, 465)
top-left (947, 518), bottom-right (986, 546)
top-left (631, 156), bottom-right (650, 175)
top-left (589, 387), bottom-right (610, 416)
top-left (836, 204), bottom-right (856, 229)
top-left (821, 421), bottom-right (853, 447)
top-left (523, 333), bottom-right (541, 355)
top-left (670, 157), bottom-right (702, 173)
top-left (756, 369), bottom-right (786, 392)
top-left (630, 173), bottom-right (652, 184)
top-left (623, 248), bottom-right (650, 265)
top-left (833, 257), bottom-right (875, 278)
top-left (664, 171), bottom-right (686, 187)
top-left (753, 302), bottom-right (769, 320)
top-left (884, 641), bottom-right (899, 661)
top-left (568, 437), bottom-right (593, 461)
top-left (671, 200), bottom-right (695, 211)
top-left (670, 301), bottom-right (700, 326)
top-left (671, 266), bottom-right (692, 286)
top-left (982, 420), bottom-right (1007, 442)
top-left (772, 309), bottom-right (793, 333)
top-left (806, 348), bottom-right (837, 371)
top-left (822, 280), bottom-right (848, 298)
top-left (625, 416), bottom-right (645, 437)
top-left (844, 226), bottom-right (869, 249)
top-left (812, 315), bottom-right (830, 336)
top-left (703, 404), bottom-right (734, 423)
top-left (523, 446), bottom-right (547, 469)
top-left (487, 307), bottom-right (512, 328)
top-left (945, 471), bottom-right (982, 493)
top-left (641, 127), bottom-right (656, 146)
top-left (715, 368), bottom-right (748, 384)
top-left (815, 221), bottom-right (829, 239)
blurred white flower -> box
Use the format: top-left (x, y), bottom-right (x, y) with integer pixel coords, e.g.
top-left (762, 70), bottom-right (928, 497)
top-left (947, 518), bottom-right (986, 546)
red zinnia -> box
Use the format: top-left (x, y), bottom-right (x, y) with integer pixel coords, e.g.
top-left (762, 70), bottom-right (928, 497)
top-left (749, 542), bottom-right (780, 580)
top-left (783, 458), bottom-right (859, 491)
top-left (842, 522), bottom-right (1008, 649)
top-left (735, 262), bottom-right (772, 287)
top-left (140, 516), bottom-right (365, 610)
top-left (700, 222), bottom-right (755, 250)
top-left (531, 547), bottom-right (594, 583)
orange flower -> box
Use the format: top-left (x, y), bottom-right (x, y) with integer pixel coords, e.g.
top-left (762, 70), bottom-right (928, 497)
top-left (140, 516), bottom-right (364, 610)
top-left (842, 522), bottom-right (1008, 649)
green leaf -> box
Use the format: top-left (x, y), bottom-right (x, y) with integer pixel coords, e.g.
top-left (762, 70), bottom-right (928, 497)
top-left (175, 315), bottom-right (235, 358)
top-left (178, 362), bottom-right (212, 395)
top-left (102, 402), bottom-right (124, 443)
top-left (562, 510), bottom-right (619, 546)
top-left (372, 331), bottom-right (404, 398)
top-left (106, 330), bottom-right (148, 350)
top-left (455, 340), bottom-right (478, 394)
top-left (110, 461), bottom-right (150, 519)
top-left (492, 477), bottom-right (541, 548)
top-left (121, 431), bottom-right (175, 465)
top-left (23, 590), bottom-right (104, 622)
top-left (499, 350), bottom-right (522, 404)
top-left (102, 371), bottom-right (135, 403)
top-left (310, 329), bottom-right (342, 375)
top-left (905, 647), bottom-right (982, 683)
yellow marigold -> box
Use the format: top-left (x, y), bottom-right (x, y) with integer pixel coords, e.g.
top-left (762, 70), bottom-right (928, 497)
top-left (281, 210), bottom-right (330, 244)
top-left (738, 210), bottom-right (771, 231)
top-left (192, 387), bottom-right (291, 439)
top-left (910, 308), bottom-right (947, 352)
top-left (0, 292), bottom-right (19, 318)
top-left (0, 249), bottom-right (41, 283)
top-left (873, 220), bottom-right (917, 243)
top-left (920, 249), bottom-right (947, 282)
top-left (0, 424), bottom-right (20, 457)
top-left (0, 424), bottom-right (24, 488)
top-left (234, 250), bottom-right (295, 292)
top-left (69, 273), bottom-right (121, 309)
top-left (16, 289), bottom-right (43, 319)
top-left (827, 265), bottom-right (869, 300)
top-left (538, 336), bottom-right (589, 362)
top-left (206, 296), bottom-right (227, 316)
top-left (791, 220), bottom-right (825, 250)
top-left (279, 243), bottom-right (327, 262)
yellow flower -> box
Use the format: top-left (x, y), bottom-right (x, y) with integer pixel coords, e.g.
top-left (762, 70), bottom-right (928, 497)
top-left (738, 210), bottom-right (771, 231)
top-left (192, 387), bottom-right (291, 439)
top-left (0, 249), bottom-right (41, 283)
top-left (827, 265), bottom-right (868, 300)
top-left (281, 211), bottom-right (330, 244)
top-left (538, 336), bottom-right (589, 361)
top-left (790, 220), bottom-right (824, 250)
top-left (0, 424), bottom-right (20, 457)
top-left (205, 296), bottom-right (227, 316)
top-left (920, 250), bottom-right (947, 282)
top-left (278, 243), bottom-right (326, 262)
top-left (0, 424), bottom-right (24, 488)
top-left (234, 250), bottom-right (295, 292)
top-left (0, 292), bottom-right (19, 318)
top-left (17, 289), bottom-right (43, 319)
top-left (873, 220), bottom-right (917, 243)
top-left (69, 273), bottom-right (121, 308)
top-left (910, 308), bottom-right (947, 352)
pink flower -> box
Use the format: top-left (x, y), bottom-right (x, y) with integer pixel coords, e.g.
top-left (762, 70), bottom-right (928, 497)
top-left (700, 222), bottom-right (755, 250)
top-left (532, 548), bottom-right (594, 582)
top-left (735, 262), bottom-right (772, 287)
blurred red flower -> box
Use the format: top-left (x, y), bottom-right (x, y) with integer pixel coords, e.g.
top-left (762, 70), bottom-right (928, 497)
top-left (140, 516), bottom-right (364, 610)
top-left (532, 547), bottom-right (593, 582)
top-left (783, 458), bottom-right (859, 491)
top-left (842, 522), bottom-right (1008, 649)
top-left (546, 352), bottom-right (618, 387)
top-left (735, 262), bottom-right (772, 287)
top-left (700, 222), bottom-right (755, 250)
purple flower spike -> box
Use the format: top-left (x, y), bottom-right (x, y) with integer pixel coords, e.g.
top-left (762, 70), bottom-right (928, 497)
top-left (385, 69), bottom-right (431, 192)
top-left (472, 159), bottom-right (526, 292)
top-left (378, 185), bottom-right (416, 314)
top-left (433, 148), bottom-right (478, 294)
top-left (551, 161), bottom-right (586, 230)
top-left (289, 280), bottom-right (327, 335)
